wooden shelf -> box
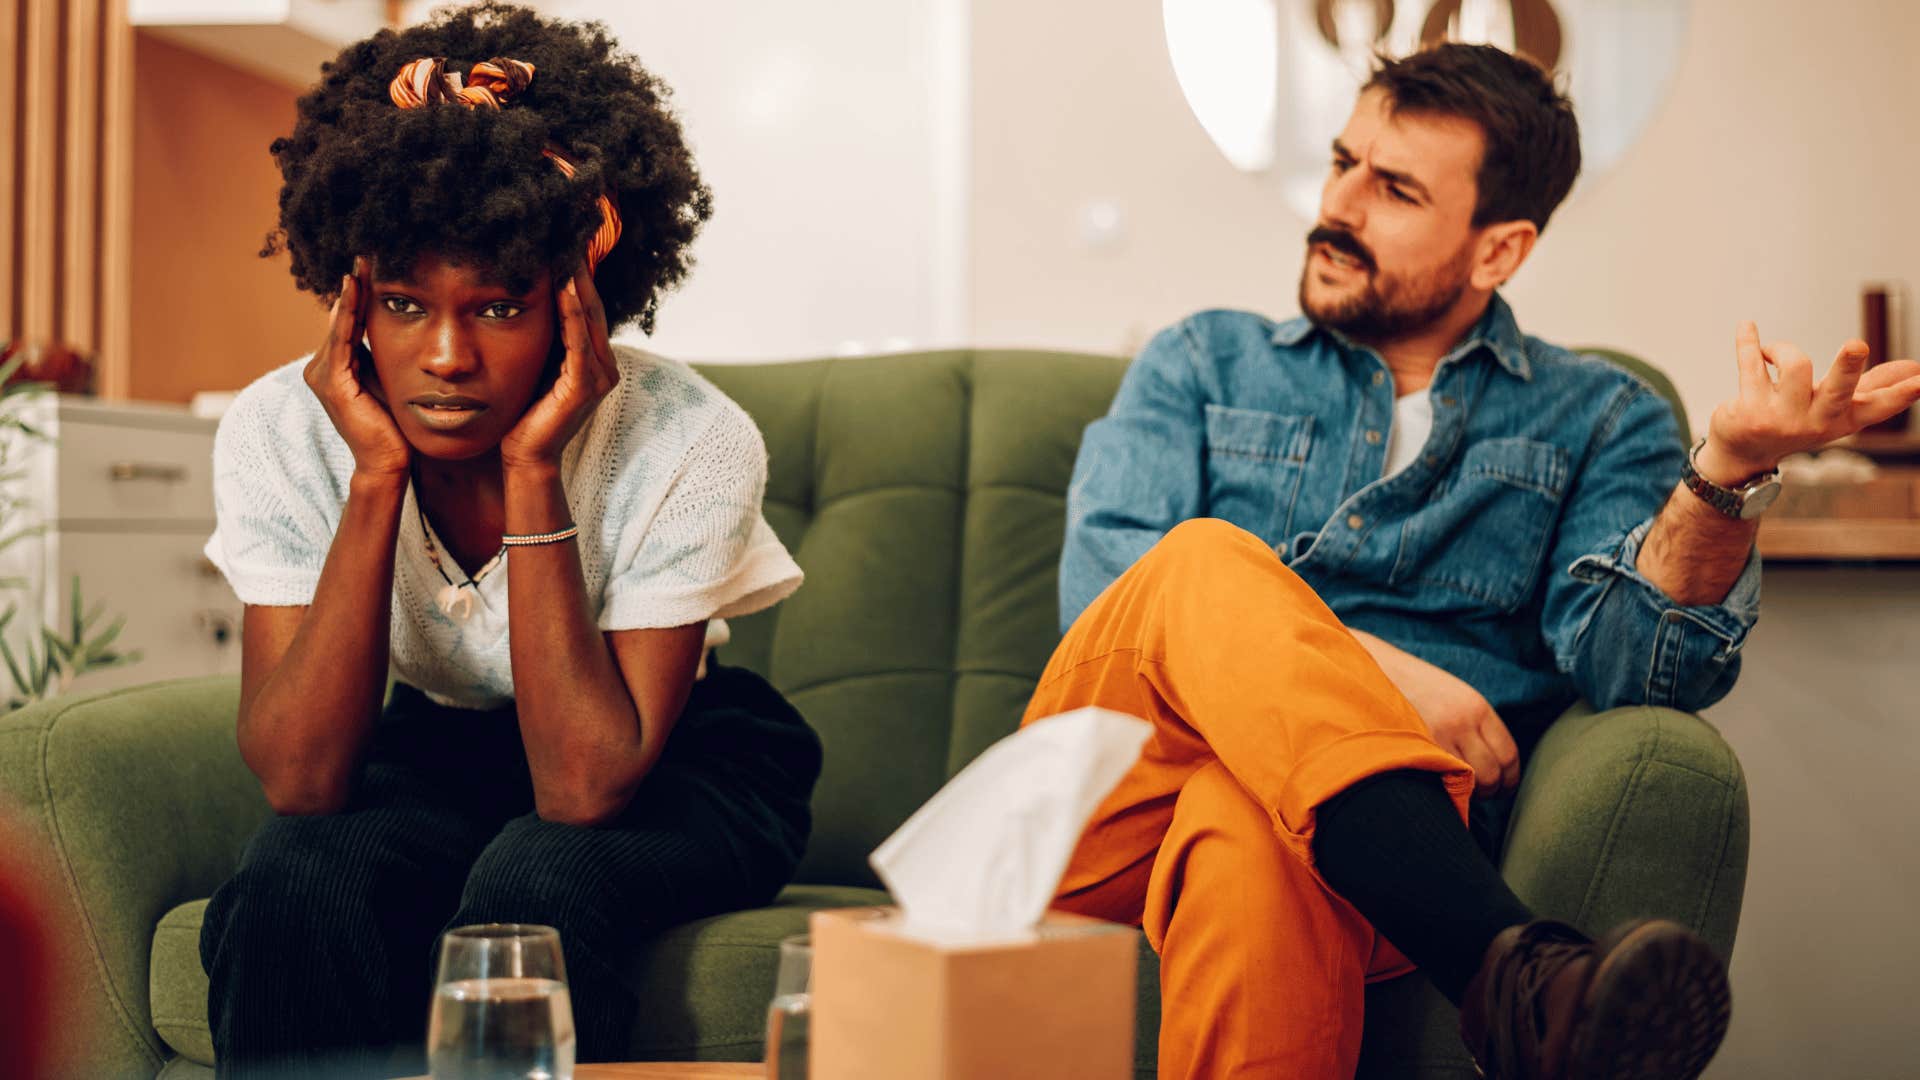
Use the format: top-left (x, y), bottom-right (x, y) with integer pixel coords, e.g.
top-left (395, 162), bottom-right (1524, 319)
top-left (1832, 429), bottom-right (1920, 458)
top-left (1758, 462), bottom-right (1920, 560)
top-left (1758, 519), bottom-right (1920, 562)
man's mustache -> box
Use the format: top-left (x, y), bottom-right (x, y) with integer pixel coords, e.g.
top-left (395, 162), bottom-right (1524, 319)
top-left (1306, 226), bottom-right (1374, 273)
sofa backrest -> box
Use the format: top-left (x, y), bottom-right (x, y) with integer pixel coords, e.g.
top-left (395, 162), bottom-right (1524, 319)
top-left (1577, 347), bottom-right (1692, 444)
top-left (696, 351), bottom-right (1126, 887)
top-left (696, 345), bottom-right (1684, 889)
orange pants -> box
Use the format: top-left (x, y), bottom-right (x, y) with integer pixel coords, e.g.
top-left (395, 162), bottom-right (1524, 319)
top-left (1022, 519), bottom-right (1475, 1079)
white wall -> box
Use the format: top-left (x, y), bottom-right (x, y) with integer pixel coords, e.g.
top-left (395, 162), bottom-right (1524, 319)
top-left (968, 0), bottom-right (1920, 427)
top-left (408, 0), bottom-right (970, 362)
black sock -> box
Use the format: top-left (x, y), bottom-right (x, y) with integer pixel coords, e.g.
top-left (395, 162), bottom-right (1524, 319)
top-left (1312, 770), bottom-right (1536, 1004)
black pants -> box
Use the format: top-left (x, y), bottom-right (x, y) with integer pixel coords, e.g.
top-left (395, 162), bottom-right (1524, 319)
top-left (200, 664), bottom-right (821, 1079)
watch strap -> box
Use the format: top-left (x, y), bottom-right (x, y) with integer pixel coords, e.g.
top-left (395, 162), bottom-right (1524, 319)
top-left (1682, 438), bottom-right (1778, 519)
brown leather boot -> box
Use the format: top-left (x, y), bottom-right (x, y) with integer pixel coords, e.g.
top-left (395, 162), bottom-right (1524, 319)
top-left (1458, 918), bottom-right (1732, 1079)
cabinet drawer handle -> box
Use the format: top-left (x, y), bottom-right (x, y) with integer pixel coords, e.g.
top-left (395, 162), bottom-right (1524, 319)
top-left (108, 462), bottom-right (188, 483)
top-left (194, 610), bottom-right (236, 646)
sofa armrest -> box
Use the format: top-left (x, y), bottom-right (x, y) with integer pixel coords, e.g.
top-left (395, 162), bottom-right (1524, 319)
top-left (1502, 704), bottom-right (1749, 959)
top-left (0, 676), bottom-right (269, 1079)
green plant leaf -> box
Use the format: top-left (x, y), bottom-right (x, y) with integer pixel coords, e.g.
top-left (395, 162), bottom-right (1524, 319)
top-left (0, 631), bottom-right (23, 700)
top-left (82, 648), bottom-right (139, 673)
top-left (0, 377), bottom-right (50, 402)
top-left (78, 616), bottom-right (136, 658)
top-left (19, 626), bottom-right (49, 691)
top-left (0, 550), bottom-right (146, 700)
top-left (81, 614), bottom-right (126, 664)
top-left (0, 523), bottom-right (45, 554)
top-left (78, 604), bottom-right (109, 641)
top-left (82, 648), bottom-right (139, 674)
top-left (42, 627), bottom-right (75, 667)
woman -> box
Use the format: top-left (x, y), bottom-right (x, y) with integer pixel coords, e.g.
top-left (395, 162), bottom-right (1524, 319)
top-left (199, 5), bottom-right (820, 1075)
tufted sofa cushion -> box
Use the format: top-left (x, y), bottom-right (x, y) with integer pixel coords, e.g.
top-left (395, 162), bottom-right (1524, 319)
top-left (697, 351), bottom-right (1127, 886)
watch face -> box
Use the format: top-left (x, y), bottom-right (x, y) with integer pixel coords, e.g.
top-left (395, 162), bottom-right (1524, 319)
top-left (1739, 480), bottom-right (1783, 520)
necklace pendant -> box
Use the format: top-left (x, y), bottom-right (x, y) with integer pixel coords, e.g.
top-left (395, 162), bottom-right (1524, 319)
top-left (436, 583), bottom-right (474, 622)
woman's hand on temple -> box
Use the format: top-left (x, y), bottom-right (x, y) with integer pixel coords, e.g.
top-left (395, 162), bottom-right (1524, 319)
top-left (501, 259), bottom-right (620, 471)
top-left (304, 257), bottom-right (410, 480)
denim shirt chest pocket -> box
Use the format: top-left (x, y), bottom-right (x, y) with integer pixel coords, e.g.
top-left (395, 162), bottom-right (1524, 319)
top-left (1203, 404), bottom-right (1313, 544)
top-left (1392, 436), bottom-right (1570, 612)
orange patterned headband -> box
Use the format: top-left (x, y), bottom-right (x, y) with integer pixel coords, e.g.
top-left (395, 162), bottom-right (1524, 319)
top-left (389, 57), bottom-right (622, 272)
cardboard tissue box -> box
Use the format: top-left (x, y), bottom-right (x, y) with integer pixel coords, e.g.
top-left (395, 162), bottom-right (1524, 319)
top-left (805, 707), bottom-right (1152, 1080)
top-left (809, 905), bottom-right (1136, 1080)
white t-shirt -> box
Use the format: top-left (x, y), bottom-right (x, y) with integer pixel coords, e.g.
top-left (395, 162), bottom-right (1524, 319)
top-left (1382, 389), bottom-right (1434, 480)
top-left (204, 345), bottom-right (803, 710)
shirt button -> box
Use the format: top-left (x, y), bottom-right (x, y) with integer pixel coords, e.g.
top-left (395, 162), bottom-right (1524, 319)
top-left (1365, 429), bottom-right (1382, 445)
top-left (1346, 513), bottom-right (1365, 530)
top-left (1371, 371), bottom-right (1385, 386)
top-left (1440, 395), bottom-right (1458, 407)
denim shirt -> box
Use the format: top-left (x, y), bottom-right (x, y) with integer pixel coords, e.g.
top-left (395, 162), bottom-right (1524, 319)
top-left (1061, 296), bottom-right (1762, 735)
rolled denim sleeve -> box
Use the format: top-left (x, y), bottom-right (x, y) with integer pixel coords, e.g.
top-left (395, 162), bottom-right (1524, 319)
top-left (1059, 324), bottom-right (1205, 632)
top-left (1541, 382), bottom-right (1762, 712)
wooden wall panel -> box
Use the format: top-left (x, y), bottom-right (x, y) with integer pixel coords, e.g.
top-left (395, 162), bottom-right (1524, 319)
top-left (62, 0), bottom-right (100, 354)
top-left (16, 0), bottom-right (58, 344)
top-left (1, 0), bottom-right (17, 335)
top-left (2, 0), bottom-right (131, 393)
top-left (98, 0), bottom-right (132, 396)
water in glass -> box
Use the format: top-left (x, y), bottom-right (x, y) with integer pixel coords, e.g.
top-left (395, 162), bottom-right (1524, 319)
top-left (428, 977), bottom-right (575, 1080)
top-left (764, 933), bottom-right (811, 1080)
top-left (430, 924), bottom-right (574, 1080)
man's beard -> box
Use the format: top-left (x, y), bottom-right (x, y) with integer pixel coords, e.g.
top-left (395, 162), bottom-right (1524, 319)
top-left (1298, 227), bottom-right (1475, 342)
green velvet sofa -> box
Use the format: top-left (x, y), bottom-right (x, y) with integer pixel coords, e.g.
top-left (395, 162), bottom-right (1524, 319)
top-left (0, 349), bottom-right (1749, 1079)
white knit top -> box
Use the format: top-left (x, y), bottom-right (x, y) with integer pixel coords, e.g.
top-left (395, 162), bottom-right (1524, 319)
top-left (203, 345), bottom-right (803, 710)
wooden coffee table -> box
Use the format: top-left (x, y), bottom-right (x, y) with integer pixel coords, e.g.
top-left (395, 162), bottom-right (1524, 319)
top-left (407, 1066), bottom-right (759, 1079)
top-left (568, 1060), bottom-right (756, 1068)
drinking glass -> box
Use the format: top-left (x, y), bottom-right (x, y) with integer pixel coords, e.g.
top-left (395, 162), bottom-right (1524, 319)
top-left (764, 933), bottom-right (811, 1080)
top-left (428, 923), bottom-right (576, 1080)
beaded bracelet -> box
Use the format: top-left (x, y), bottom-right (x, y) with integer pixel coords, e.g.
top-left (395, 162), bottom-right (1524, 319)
top-left (500, 524), bottom-right (580, 547)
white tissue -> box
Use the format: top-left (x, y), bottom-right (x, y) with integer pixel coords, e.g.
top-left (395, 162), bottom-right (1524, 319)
top-left (869, 707), bottom-right (1151, 941)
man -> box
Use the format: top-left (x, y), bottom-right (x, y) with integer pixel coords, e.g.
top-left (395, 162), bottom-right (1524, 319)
top-left (1021, 44), bottom-right (1920, 1079)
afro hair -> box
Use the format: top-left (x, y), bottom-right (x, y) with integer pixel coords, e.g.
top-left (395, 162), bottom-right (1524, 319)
top-left (264, 1), bottom-right (712, 333)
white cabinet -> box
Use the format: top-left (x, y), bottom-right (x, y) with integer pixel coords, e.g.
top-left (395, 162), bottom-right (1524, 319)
top-left (130, 0), bottom-right (387, 87)
top-left (0, 396), bottom-right (240, 701)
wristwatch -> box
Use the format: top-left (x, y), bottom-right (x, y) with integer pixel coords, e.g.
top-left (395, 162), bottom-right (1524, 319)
top-left (1682, 438), bottom-right (1782, 521)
